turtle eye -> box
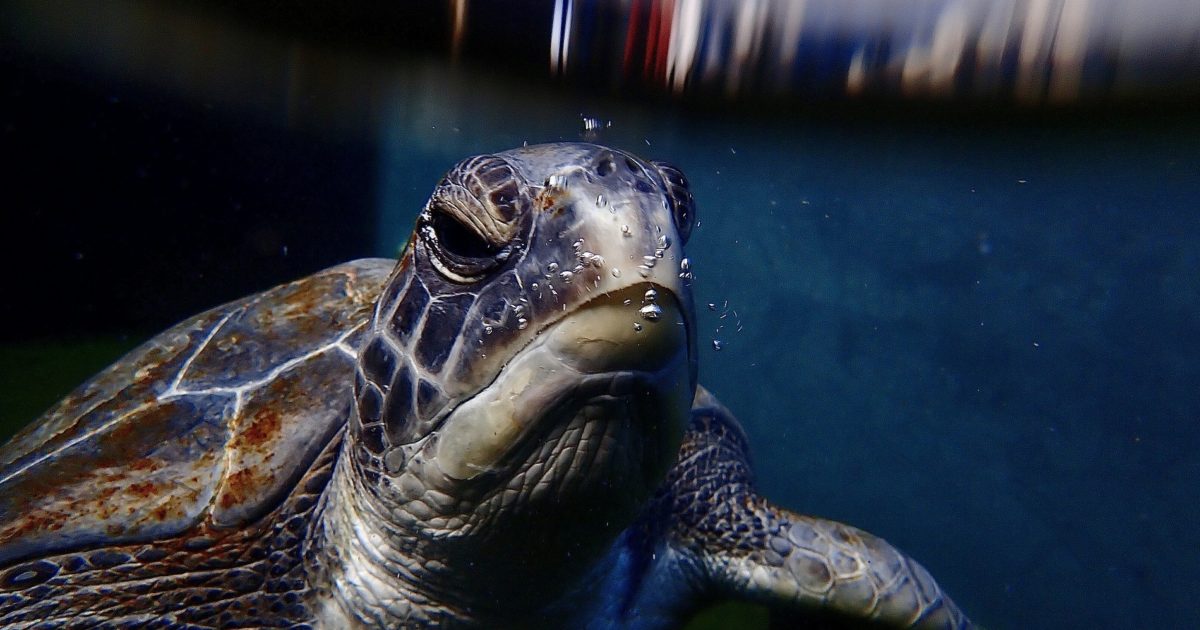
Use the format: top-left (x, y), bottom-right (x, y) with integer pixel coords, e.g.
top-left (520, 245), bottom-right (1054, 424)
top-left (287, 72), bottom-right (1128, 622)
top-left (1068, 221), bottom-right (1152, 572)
top-left (430, 210), bottom-right (499, 260)
top-left (420, 154), bottom-right (527, 283)
top-left (651, 161), bottom-right (696, 244)
top-left (420, 202), bottom-right (511, 283)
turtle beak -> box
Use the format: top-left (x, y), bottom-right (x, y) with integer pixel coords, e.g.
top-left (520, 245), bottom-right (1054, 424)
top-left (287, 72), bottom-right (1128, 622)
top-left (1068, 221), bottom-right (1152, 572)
top-left (434, 282), bottom-right (691, 481)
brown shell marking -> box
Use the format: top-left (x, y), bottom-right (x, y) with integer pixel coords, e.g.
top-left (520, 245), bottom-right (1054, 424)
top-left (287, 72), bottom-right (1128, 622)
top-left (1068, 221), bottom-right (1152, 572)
top-left (0, 428), bottom-right (344, 626)
top-left (0, 259), bottom-right (395, 566)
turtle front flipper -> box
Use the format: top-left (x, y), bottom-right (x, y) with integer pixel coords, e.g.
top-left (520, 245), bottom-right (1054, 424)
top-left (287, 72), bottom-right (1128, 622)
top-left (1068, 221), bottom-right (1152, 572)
top-left (623, 388), bottom-right (974, 629)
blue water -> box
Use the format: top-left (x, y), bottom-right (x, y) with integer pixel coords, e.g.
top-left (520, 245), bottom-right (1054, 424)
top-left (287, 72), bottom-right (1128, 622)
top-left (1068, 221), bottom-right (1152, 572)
top-left (664, 120), bottom-right (1200, 629)
top-left (3, 19), bottom-right (1199, 628)
top-left (372, 104), bottom-right (1200, 628)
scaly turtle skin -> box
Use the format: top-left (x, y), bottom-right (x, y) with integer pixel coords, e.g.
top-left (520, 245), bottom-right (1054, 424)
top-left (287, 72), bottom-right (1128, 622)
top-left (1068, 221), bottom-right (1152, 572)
top-left (0, 143), bottom-right (973, 628)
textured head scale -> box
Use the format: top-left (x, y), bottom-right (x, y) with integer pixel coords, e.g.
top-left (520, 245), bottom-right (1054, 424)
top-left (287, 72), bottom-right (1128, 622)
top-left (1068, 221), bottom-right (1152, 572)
top-left (340, 145), bottom-right (698, 589)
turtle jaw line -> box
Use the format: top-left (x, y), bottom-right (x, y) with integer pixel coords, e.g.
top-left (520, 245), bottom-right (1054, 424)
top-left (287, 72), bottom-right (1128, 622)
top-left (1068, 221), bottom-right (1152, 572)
top-left (410, 280), bottom-right (687, 444)
top-left (469, 364), bottom-right (689, 481)
top-left (431, 282), bottom-right (692, 483)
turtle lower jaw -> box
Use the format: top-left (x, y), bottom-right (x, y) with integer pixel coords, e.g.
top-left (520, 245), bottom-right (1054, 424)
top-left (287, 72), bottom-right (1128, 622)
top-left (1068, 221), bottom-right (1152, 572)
top-left (433, 284), bottom-right (692, 482)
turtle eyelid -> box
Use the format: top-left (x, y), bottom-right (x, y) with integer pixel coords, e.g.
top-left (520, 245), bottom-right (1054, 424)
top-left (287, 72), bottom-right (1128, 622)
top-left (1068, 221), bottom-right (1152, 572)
top-left (418, 198), bottom-right (511, 284)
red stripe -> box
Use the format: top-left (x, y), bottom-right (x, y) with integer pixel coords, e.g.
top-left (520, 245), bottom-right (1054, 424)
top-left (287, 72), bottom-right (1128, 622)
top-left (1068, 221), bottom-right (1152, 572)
top-left (623, 0), bottom-right (645, 80)
top-left (644, 0), bottom-right (661, 78)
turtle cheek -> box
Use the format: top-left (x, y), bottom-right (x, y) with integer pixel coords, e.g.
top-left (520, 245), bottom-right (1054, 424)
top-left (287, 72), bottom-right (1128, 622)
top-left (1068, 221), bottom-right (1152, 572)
top-left (355, 384), bottom-right (386, 456)
top-left (381, 366), bottom-right (415, 444)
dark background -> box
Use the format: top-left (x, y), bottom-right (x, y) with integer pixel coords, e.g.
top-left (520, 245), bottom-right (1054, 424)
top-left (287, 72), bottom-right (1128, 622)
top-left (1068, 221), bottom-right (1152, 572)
top-left (2, 3), bottom-right (1199, 628)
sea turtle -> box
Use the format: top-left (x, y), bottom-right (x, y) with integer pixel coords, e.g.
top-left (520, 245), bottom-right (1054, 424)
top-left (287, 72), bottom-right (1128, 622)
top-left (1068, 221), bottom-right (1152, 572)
top-left (0, 143), bottom-right (973, 628)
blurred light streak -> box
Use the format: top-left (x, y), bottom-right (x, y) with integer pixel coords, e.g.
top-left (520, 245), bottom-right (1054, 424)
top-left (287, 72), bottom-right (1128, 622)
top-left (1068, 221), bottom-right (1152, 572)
top-left (4, 0), bottom-right (1198, 107)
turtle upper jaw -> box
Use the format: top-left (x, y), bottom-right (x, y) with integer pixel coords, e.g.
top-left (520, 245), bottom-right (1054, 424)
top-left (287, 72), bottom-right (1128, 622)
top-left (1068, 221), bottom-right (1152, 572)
top-left (434, 283), bottom-right (691, 481)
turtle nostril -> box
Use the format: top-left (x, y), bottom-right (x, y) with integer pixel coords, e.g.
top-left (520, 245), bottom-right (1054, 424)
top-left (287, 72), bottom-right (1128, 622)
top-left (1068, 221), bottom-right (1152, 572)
top-left (650, 160), bottom-right (696, 244)
top-left (596, 158), bottom-right (615, 177)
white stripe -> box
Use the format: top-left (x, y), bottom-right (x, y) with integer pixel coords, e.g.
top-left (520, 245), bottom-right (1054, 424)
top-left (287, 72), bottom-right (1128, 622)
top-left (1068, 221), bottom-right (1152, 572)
top-left (551, 0), bottom-right (565, 74)
top-left (563, 0), bottom-right (574, 71)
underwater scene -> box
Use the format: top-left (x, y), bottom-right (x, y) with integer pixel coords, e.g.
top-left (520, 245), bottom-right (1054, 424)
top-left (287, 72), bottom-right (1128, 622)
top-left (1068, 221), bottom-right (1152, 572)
top-left (2, 2), bottom-right (1198, 628)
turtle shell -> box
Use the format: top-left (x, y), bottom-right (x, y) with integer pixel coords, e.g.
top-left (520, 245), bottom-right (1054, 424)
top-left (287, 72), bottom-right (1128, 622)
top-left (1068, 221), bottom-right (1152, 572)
top-left (0, 258), bottom-right (394, 566)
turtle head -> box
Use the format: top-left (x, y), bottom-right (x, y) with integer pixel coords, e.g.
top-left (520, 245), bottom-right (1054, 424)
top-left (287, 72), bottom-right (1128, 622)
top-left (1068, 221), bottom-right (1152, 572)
top-left (345, 143), bottom-right (697, 602)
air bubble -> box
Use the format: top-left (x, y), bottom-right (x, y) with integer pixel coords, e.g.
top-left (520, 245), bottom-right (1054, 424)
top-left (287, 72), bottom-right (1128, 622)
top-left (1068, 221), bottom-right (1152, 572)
top-left (547, 262), bottom-right (559, 274)
top-left (621, 225), bottom-right (632, 237)
top-left (633, 322), bottom-right (644, 332)
top-left (611, 268), bottom-right (621, 278)
top-left (654, 249), bottom-right (665, 259)
top-left (643, 288), bottom-right (658, 303)
top-left (712, 339), bottom-right (723, 351)
top-left (591, 254), bottom-right (605, 268)
top-left (642, 256), bottom-right (657, 268)
top-left (657, 235), bottom-right (671, 250)
top-left (518, 318), bottom-right (529, 330)
top-left (484, 325), bottom-right (494, 335)
top-left (546, 174), bottom-right (567, 191)
top-left (559, 271), bottom-right (574, 283)
top-left (680, 258), bottom-right (690, 271)
top-left (639, 304), bottom-right (663, 321)
top-left (596, 194), bottom-right (608, 208)
top-left (637, 266), bottom-right (652, 278)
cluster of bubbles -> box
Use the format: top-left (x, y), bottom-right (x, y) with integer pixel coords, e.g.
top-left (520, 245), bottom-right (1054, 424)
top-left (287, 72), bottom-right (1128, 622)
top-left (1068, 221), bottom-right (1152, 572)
top-left (476, 163), bottom-right (720, 351)
top-left (705, 300), bottom-right (744, 352)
